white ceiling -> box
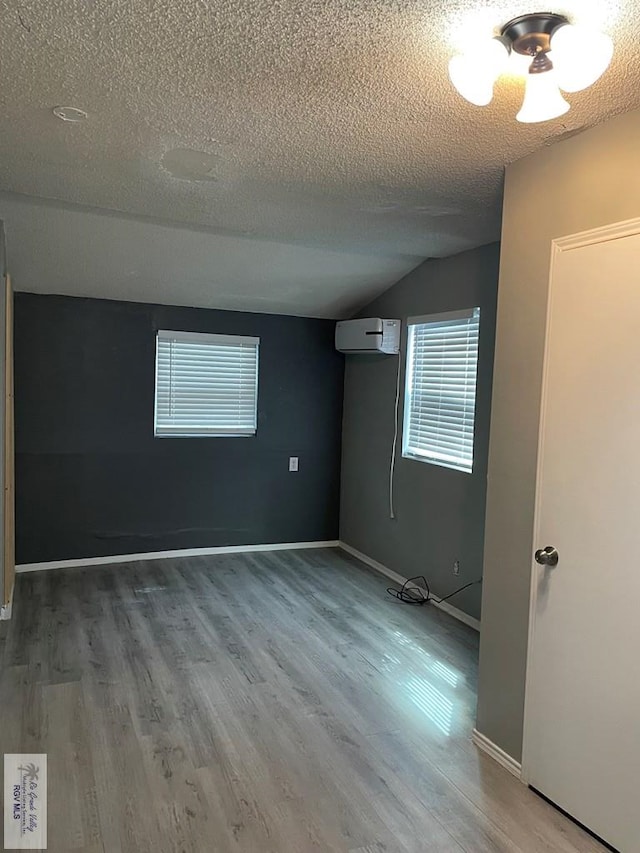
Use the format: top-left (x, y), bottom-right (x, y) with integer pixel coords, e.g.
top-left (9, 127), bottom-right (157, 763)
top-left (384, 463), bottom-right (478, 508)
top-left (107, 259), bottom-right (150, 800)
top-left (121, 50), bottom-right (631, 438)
top-left (0, 193), bottom-right (416, 317)
top-left (0, 0), bottom-right (638, 316)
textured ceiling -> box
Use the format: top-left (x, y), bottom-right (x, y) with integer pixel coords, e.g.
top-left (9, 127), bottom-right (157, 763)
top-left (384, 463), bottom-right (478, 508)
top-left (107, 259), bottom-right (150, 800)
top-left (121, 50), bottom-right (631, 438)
top-left (0, 193), bottom-right (416, 317)
top-left (0, 0), bottom-right (638, 315)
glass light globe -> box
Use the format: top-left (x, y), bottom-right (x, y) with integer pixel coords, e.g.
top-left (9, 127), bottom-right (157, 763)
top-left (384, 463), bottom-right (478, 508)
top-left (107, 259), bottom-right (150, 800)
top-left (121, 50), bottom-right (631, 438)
top-left (516, 69), bottom-right (570, 123)
top-left (449, 38), bottom-right (510, 107)
top-left (550, 24), bottom-right (613, 93)
top-left (449, 54), bottom-right (493, 106)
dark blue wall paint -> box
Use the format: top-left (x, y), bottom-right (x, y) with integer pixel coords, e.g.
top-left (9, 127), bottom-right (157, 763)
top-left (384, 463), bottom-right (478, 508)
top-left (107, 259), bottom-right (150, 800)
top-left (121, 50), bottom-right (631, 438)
top-left (15, 293), bottom-right (344, 563)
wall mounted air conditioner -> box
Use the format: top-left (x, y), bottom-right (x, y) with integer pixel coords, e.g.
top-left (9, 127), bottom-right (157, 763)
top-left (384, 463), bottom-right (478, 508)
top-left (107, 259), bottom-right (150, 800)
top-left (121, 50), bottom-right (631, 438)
top-left (335, 318), bottom-right (401, 354)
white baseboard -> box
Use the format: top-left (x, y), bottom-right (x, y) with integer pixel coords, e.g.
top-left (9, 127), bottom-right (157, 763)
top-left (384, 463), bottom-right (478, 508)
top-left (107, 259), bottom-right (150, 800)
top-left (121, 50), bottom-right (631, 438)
top-left (16, 540), bottom-right (340, 573)
top-left (1, 581), bottom-right (15, 620)
top-left (338, 541), bottom-right (481, 632)
top-left (472, 729), bottom-right (522, 778)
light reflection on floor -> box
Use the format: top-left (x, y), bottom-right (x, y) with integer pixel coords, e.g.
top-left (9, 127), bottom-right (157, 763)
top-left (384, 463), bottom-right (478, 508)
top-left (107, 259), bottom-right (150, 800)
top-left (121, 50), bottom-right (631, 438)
top-left (388, 630), bottom-right (464, 736)
top-left (405, 676), bottom-right (455, 735)
top-left (430, 659), bottom-right (459, 688)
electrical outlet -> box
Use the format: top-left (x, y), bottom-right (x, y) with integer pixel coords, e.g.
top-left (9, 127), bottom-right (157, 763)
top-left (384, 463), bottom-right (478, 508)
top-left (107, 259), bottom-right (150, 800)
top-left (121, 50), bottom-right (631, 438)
top-left (289, 456), bottom-right (299, 472)
top-left (453, 560), bottom-right (460, 576)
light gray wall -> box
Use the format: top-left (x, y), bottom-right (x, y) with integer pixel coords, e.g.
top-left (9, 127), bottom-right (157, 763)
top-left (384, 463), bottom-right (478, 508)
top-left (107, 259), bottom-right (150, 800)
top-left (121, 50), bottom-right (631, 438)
top-left (477, 107), bottom-right (640, 762)
top-left (340, 243), bottom-right (500, 620)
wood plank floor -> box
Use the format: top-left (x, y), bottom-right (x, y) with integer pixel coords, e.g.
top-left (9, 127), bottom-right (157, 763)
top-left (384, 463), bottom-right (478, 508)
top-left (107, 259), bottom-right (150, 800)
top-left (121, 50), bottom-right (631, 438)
top-left (0, 548), bottom-right (607, 852)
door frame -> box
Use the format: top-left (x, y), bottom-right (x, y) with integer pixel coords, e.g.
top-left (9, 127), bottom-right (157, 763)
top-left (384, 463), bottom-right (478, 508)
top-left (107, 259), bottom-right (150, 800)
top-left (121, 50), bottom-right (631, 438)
top-left (3, 275), bottom-right (14, 614)
top-left (521, 216), bottom-right (640, 784)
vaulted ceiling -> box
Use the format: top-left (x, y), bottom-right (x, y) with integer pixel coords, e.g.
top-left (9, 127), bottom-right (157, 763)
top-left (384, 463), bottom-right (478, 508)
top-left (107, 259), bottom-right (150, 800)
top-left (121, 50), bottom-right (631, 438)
top-left (0, 0), bottom-right (638, 316)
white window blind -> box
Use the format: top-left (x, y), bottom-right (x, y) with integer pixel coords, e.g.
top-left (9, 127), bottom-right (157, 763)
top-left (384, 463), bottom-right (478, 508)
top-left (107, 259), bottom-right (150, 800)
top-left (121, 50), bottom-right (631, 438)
top-left (402, 308), bottom-right (480, 473)
top-left (154, 330), bottom-right (259, 437)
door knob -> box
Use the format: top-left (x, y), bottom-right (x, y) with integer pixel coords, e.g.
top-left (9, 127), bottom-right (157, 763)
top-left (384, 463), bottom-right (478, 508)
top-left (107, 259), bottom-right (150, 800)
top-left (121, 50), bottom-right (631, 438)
top-left (535, 546), bottom-right (559, 567)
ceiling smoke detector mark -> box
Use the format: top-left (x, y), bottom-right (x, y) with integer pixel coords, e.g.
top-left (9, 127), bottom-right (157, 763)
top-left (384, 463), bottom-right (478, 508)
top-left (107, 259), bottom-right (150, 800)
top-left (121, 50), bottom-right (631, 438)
top-left (161, 148), bottom-right (224, 182)
top-left (52, 106), bottom-right (88, 122)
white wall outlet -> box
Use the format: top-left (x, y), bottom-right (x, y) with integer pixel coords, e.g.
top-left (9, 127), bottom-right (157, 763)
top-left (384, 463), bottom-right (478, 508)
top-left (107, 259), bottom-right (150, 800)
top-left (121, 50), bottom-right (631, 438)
top-left (289, 456), bottom-right (299, 472)
top-left (453, 560), bottom-right (460, 576)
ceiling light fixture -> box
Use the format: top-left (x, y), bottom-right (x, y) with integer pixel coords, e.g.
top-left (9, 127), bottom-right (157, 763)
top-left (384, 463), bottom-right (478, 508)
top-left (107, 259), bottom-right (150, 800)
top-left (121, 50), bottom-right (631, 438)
top-left (449, 13), bottom-right (613, 124)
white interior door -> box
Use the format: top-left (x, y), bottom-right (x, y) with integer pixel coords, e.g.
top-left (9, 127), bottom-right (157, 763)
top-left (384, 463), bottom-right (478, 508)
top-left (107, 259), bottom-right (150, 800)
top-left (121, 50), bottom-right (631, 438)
top-left (524, 224), bottom-right (640, 853)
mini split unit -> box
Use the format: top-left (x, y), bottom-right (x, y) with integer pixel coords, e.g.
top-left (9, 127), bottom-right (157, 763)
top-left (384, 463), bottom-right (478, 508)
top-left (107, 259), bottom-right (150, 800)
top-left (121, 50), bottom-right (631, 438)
top-left (335, 318), bottom-right (401, 354)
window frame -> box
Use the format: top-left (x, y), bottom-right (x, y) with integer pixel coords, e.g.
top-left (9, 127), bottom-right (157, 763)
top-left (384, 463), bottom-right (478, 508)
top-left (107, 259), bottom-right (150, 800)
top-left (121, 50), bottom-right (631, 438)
top-left (401, 307), bottom-right (480, 474)
top-left (153, 329), bottom-right (260, 438)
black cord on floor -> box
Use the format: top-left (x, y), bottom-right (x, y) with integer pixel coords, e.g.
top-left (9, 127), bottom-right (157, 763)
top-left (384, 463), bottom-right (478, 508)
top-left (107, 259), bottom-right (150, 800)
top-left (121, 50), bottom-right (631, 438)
top-left (386, 575), bottom-right (482, 606)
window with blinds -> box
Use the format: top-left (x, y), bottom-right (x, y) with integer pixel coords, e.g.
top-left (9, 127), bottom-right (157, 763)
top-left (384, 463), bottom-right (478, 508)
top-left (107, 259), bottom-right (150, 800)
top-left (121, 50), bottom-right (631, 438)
top-left (154, 330), bottom-right (259, 437)
top-left (402, 308), bottom-right (480, 473)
